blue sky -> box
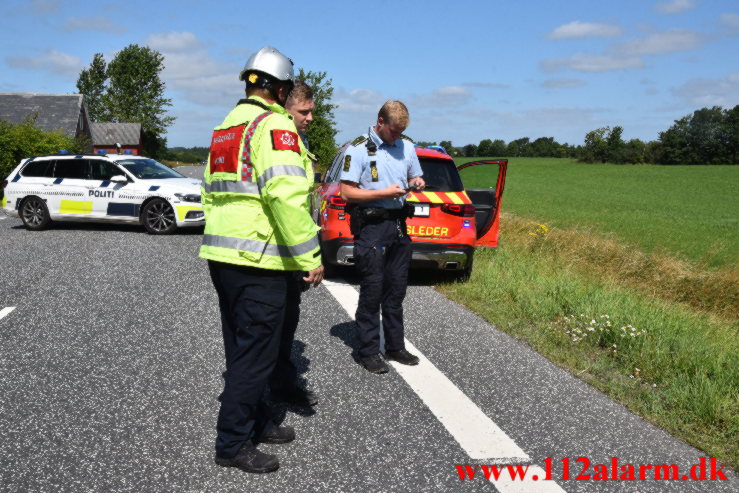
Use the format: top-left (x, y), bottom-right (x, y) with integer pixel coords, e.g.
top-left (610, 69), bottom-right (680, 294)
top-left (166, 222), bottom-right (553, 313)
top-left (1, 0), bottom-right (738, 148)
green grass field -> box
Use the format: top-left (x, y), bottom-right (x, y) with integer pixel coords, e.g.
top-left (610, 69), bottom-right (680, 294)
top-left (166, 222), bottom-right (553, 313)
top-left (456, 157), bottom-right (739, 267)
top-left (437, 157), bottom-right (738, 467)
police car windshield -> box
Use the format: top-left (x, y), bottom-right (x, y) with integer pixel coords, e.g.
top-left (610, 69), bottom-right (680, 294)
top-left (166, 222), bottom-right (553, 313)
top-left (418, 158), bottom-right (464, 192)
top-left (117, 159), bottom-right (184, 179)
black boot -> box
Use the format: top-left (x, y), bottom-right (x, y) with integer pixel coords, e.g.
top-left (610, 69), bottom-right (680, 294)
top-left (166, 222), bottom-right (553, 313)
top-left (214, 441), bottom-right (279, 474)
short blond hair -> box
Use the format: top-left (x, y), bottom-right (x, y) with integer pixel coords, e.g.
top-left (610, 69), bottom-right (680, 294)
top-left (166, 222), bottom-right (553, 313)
top-left (378, 100), bottom-right (409, 128)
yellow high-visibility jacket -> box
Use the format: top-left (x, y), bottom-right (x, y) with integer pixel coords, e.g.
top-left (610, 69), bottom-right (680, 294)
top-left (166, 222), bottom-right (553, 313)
top-left (199, 96), bottom-right (320, 271)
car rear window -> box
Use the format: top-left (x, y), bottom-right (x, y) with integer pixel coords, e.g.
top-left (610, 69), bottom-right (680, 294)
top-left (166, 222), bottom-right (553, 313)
top-left (117, 158), bottom-right (184, 179)
top-left (419, 158), bottom-right (464, 192)
top-left (21, 159), bottom-right (55, 177)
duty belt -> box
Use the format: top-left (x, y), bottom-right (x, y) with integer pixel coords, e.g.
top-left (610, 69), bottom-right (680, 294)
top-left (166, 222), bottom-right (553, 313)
top-left (356, 207), bottom-right (406, 220)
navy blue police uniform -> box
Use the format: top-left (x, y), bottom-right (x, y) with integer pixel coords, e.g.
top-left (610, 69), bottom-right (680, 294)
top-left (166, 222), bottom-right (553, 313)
top-left (340, 127), bottom-right (423, 359)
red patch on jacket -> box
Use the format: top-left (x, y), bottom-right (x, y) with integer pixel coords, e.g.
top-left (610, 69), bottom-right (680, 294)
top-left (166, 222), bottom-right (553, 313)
top-left (271, 129), bottom-right (301, 153)
top-left (209, 124), bottom-right (245, 174)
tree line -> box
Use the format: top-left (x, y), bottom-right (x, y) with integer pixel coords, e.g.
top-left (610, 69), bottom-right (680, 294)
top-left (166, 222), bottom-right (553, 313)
top-left (434, 105), bottom-right (739, 165)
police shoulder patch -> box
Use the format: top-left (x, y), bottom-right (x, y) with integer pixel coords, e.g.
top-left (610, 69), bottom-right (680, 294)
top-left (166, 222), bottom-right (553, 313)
top-left (351, 135), bottom-right (368, 146)
top-left (343, 154), bottom-right (351, 172)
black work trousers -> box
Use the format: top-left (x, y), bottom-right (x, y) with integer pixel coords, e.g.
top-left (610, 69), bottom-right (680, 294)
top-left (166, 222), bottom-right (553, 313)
top-left (269, 272), bottom-right (303, 393)
top-left (207, 260), bottom-right (299, 459)
top-left (353, 218), bottom-right (412, 357)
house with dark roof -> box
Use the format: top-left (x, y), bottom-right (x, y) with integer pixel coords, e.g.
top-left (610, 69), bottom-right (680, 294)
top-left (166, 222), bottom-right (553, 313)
top-left (0, 93), bottom-right (92, 145)
top-left (90, 122), bottom-right (143, 155)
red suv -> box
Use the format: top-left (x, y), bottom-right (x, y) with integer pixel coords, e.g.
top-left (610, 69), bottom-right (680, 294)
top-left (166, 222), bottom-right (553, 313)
top-left (312, 145), bottom-right (507, 279)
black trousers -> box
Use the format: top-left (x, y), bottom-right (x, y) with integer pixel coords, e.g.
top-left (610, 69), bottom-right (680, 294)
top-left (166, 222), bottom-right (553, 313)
top-left (269, 272), bottom-right (303, 392)
top-left (207, 261), bottom-right (299, 459)
top-left (353, 218), bottom-right (412, 357)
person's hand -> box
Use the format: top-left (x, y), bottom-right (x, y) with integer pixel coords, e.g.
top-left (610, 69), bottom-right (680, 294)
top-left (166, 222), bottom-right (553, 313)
top-left (303, 265), bottom-right (324, 287)
top-left (409, 176), bottom-right (426, 192)
top-left (384, 184), bottom-right (407, 198)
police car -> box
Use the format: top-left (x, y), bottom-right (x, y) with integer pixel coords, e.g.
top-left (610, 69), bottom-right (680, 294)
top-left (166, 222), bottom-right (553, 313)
top-left (313, 144), bottom-right (507, 279)
top-left (1, 151), bottom-right (205, 234)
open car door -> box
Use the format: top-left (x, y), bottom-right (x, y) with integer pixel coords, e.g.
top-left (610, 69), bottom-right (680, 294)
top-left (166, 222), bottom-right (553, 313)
top-left (456, 159), bottom-right (508, 247)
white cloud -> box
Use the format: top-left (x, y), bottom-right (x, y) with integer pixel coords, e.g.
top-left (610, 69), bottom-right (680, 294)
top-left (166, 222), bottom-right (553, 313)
top-left (614, 29), bottom-right (703, 56)
top-left (672, 73), bottom-right (739, 107)
top-left (146, 32), bottom-right (203, 53)
top-left (30, 0), bottom-right (59, 14)
top-left (64, 17), bottom-right (126, 33)
top-left (720, 13), bottom-right (739, 30)
top-left (334, 88), bottom-right (386, 113)
top-left (138, 32), bottom-right (242, 108)
top-left (655, 0), bottom-right (695, 14)
top-left (540, 54), bottom-right (644, 73)
top-left (411, 86), bottom-right (471, 108)
top-left (5, 49), bottom-right (83, 78)
top-left (541, 78), bottom-right (587, 88)
top-left (462, 82), bottom-right (509, 89)
top-left (549, 21), bottom-right (622, 40)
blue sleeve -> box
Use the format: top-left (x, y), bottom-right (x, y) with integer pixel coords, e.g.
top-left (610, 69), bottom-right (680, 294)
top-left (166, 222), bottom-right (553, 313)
top-left (407, 144), bottom-right (422, 178)
top-left (339, 146), bottom-right (364, 183)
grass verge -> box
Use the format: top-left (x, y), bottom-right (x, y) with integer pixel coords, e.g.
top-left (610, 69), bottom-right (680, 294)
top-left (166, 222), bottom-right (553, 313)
top-left (437, 214), bottom-right (738, 468)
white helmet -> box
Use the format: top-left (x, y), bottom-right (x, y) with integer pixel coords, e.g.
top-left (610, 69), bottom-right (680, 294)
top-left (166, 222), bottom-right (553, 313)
top-left (239, 46), bottom-right (295, 82)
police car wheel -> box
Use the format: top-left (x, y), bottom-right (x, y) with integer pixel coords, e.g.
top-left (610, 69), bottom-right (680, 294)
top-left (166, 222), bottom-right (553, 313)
top-left (20, 196), bottom-right (51, 231)
top-left (142, 199), bottom-right (177, 235)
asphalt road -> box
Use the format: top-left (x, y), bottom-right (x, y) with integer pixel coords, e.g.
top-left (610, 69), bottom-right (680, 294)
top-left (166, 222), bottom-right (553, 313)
top-left (0, 211), bottom-right (734, 492)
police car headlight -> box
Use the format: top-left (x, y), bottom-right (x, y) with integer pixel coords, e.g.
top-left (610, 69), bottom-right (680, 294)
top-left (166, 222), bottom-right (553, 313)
top-left (174, 193), bottom-right (200, 203)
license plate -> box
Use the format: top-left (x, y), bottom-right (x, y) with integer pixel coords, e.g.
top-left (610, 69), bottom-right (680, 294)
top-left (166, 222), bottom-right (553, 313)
top-left (414, 204), bottom-right (430, 217)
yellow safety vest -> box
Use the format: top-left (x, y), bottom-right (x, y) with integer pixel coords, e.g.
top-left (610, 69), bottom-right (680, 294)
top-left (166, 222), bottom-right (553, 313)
top-left (199, 96), bottom-right (320, 271)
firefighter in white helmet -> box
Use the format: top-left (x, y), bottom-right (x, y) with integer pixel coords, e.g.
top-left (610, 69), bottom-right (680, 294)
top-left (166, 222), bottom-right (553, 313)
top-left (201, 46), bottom-right (323, 474)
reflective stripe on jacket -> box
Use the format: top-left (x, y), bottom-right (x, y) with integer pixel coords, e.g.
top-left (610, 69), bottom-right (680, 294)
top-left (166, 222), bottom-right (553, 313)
top-left (199, 96), bottom-right (320, 271)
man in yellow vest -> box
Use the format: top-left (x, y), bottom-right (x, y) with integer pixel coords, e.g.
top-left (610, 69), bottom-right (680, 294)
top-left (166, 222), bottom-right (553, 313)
top-left (200, 46), bottom-right (323, 474)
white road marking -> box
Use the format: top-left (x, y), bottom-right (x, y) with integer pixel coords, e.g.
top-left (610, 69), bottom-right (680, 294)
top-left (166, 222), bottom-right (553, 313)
top-left (0, 307), bottom-right (16, 321)
top-left (323, 279), bottom-right (526, 460)
top-left (322, 279), bottom-right (567, 492)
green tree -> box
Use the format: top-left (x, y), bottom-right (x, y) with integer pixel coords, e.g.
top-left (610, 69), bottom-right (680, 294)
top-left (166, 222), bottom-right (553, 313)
top-left (723, 105), bottom-right (739, 164)
top-left (77, 45), bottom-right (174, 158)
top-left (477, 138), bottom-right (493, 156)
top-left (491, 139), bottom-right (507, 156)
top-left (463, 143), bottom-right (478, 157)
top-left (439, 140), bottom-right (453, 153)
top-left (582, 127), bottom-right (610, 163)
top-left (623, 138), bottom-right (646, 164)
top-left (507, 137), bottom-right (530, 157)
top-left (606, 125), bottom-right (626, 163)
top-left (297, 68), bottom-right (337, 173)
top-left (76, 53), bottom-right (108, 122)
top-left (530, 137), bottom-right (560, 157)
top-left (0, 118), bottom-right (83, 181)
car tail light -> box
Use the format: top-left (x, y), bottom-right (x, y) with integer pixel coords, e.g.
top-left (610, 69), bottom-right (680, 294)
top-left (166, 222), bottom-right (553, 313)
top-left (327, 195), bottom-right (346, 210)
top-left (441, 203), bottom-right (476, 217)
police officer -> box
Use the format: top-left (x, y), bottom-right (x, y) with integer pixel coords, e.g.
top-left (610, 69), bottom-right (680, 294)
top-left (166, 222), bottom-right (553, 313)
top-left (200, 46), bottom-right (323, 474)
top-left (268, 79), bottom-right (319, 407)
top-left (339, 100), bottom-right (425, 374)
